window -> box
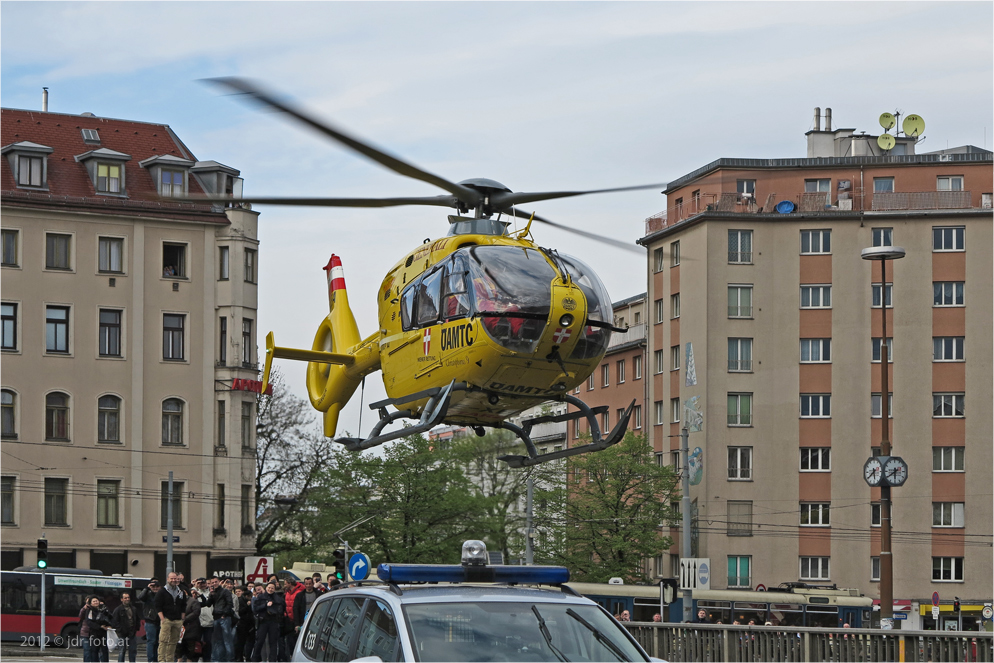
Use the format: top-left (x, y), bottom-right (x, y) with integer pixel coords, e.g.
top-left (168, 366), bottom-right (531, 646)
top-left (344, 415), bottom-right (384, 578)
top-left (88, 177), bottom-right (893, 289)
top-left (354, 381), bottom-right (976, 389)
top-left (800, 556), bottom-right (830, 580)
top-left (46, 306), bottom-right (70, 353)
top-left (242, 319), bottom-right (253, 366)
top-left (933, 282), bottom-right (964, 307)
top-left (870, 393), bottom-right (893, 418)
top-left (616, 359), bottom-right (625, 384)
top-left (46, 233), bottom-right (71, 270)
top-left (219, 247), bottom-right (229, 280)
top-left (728, 556), bottom-right (751, 588)
top-left (654, 299), bottom-right (664, 324)
top-left (871, 557), bottom-right (880, 582)
top-left (44, 478), bottom-right (68, 526)
top-left (933, 393), bottom-right (964, 418)
top-left (871, 503), bottom-right (882, 527)
top-left (804, 179), bottom-right (831, 205)
top-left (601, 364), bottom-right (609, 387)
top-left (727, 393), bottom-right (752, 426)
top-left (1, 476), bottom-right (14, 525)
top-left (162, 243), bottom-right (186, 278)
top-left (241, 485), bottom-right (252, 531)
top-left (654, 401), bottom-right (664, 425)
top-left (728, 285), bottom-right (753, 318)
top-left (871, 227), bottom-right (893, 246)
top-left (871, 283), bottom-right (893, 308)
top-left (45, 392), bottom-right (70, 441)
top-left (217, 401), bottom-right (226, 447)
top-left (634, 312), bottom-right (641, 324)
top-left (800, 285), bottom-right (831, 309)
top-left (933, 337), bottom-right (964, 362)
top-left (2, 303), bottom-right (17, 350)
top-left (17, 154), bottom-right (44, 187)
top-left (216, 484), bottom-right (226, 531)
top-left (728, 229), bottom-right (753, 264)
top-left (160, 481), bottom-right (183, 529)
top-left (587, 374), bottom-right (594, 391)
top-left (81, 128), bottom-right (100, 143)
top-left (933, 447), bottom-right (964, 472)
top-left (97, 480), bottom-right (120, 527)
top-left (736, 179), bottom-right (756, 198)
top-left (670, 345), bottom-right (681, 370)
top-left (728, 447), bottom-right (752, 480)
top-left (162, 399), bottom-right (184, 445)
top-left (601, 411), bottom-right (609, 432)
top-left (2, 229), bottom-right (18, 266)
top-left (97, 396), bottom-right (121, 443)
top-left (872, 338), bottom-right (893, 363)
top-left (219, 317), bottom-right (227, 364)
top-left (936, 176), bottom-right (964, 192)
top-left (654, 350), bottom-right (664, 374)
top-left (160, 170), bottom-right (184, 197)
top-left (800, 394), bottom-right (831, 418)
top-left (671, 241), bottom-right (680, 266)
top-left (244, 249), bottom-right (256, 283)
top-left (873, 178), bottom-right (894, 194)
top-left (727, 338), bottom-right (752, 372)
top-left (671, 398), bottom-right (681, 423)
top-left (99, 309), bottom-right (122, 357)
top-left (800, 448), bottom-right (830, 472)
top-left (96, 163), bottom-right (122, 193)
top-left (727, 501), bottom-right (753, 536)
top-left (653, 248), bottom-right (664, 272)
top-left (241, 402), bottom-right (253, 448)
top-left (163, 314), bottom-right (185, 360)
top-left (1, 390), bottom-right (15, 439)
top-left (932, 557), bottom-right (964, 582)
top-left (633, 355), bottom-right (642, 380)
top-left (800, 338), bottom-right (831, 363)
top-left (800, 503), bottom-right (830, 526)
top-left (933, 226), bottom-right (965, 251)
top-left (932, 502), bottom-right (964, 528)
top-left (800, 229), bottom-right (831, 255)
top-left (98, 237), bottom-right (123, 273)
top-left (633, 405), bottom-right (642, 429)
top-left (670, 293), bottom-right (680, 319)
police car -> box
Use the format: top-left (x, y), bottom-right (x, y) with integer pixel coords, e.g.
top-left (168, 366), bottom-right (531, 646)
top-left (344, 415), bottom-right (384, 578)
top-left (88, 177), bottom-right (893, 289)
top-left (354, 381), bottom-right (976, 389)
top-left (292, 541), bottom-right (661, 662)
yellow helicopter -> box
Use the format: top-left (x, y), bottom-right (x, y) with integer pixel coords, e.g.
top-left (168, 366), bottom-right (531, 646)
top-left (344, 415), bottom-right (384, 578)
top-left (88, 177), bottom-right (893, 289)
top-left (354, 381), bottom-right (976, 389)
top-left (209, 78), bottom-right (662, 467)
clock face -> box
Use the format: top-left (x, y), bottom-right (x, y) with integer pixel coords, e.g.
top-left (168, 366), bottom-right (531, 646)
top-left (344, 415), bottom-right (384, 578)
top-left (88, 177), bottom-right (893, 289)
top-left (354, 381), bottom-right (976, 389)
top-left (883, 457), bottom-right (909, 486)
top-left (864, 458), bottom-right (883, 486)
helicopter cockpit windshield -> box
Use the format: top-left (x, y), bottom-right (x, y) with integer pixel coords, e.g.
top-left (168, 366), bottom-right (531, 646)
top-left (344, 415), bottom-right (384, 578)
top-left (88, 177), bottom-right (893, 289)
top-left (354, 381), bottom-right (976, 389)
top-left (559, 254), bottom-right (613, 360)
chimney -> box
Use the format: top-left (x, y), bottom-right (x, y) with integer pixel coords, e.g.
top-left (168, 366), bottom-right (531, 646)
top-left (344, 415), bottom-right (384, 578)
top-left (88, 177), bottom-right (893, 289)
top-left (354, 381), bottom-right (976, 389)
top-left (813, 107), bottom-right (821, 132)
top-left (825, 108), bottom-right (832, 132)
top-left (42, 87), bottom-right (48, 112)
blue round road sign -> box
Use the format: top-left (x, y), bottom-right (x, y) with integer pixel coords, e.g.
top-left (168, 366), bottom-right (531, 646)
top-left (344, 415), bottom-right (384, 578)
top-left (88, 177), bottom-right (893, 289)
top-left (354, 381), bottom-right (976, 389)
top-left (348, 552), bottom-right (371, 581)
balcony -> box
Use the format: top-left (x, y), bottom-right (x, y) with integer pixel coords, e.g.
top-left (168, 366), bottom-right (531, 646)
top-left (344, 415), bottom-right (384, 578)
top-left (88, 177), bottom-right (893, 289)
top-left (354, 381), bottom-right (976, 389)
top-left (608, 323), bottom-right (646, 350)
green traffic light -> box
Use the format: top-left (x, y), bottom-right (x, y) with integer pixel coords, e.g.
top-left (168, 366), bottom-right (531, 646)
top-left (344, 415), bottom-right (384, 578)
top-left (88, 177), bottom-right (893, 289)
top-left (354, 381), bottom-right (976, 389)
top-left (37, 559), bottom-right (47, 569)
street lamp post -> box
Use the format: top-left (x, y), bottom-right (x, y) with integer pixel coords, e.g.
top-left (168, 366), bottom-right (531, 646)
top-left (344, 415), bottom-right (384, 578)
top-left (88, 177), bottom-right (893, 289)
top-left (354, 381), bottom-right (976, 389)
top-left (861, 245), bottom-right (906, 629)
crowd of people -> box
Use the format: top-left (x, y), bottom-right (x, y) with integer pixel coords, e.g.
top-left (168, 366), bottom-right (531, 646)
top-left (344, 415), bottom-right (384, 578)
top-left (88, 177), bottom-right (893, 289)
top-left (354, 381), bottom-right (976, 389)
top-left (78, 570), bottom-right (340, 662)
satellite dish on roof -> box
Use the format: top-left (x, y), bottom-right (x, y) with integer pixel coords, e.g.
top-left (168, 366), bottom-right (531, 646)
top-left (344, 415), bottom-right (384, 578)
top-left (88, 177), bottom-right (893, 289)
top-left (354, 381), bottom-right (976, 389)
top-left (879, 113), bottom-right (896, 130)
top-left (877, 134), bottom-right (896, 151)
top-left (902, 114), bottom-right (925, 137)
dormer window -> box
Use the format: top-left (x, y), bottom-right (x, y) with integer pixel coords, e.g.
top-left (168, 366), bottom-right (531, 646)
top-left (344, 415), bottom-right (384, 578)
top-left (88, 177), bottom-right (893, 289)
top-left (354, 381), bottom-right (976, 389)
top-left (190, 161), bottom-right (242, 207)
top-left (81, 129), bottom-right (100, 144)
top-left (2, 141), bottom-right (54, 190)
top-left (161, 170), bottom-right (185, 197)
top-left (97, 163), bottom-right (122, 193)
top-left (140, 155), bottom-right (194, 198)
top-left (75, 148), bottom-right (131, 197)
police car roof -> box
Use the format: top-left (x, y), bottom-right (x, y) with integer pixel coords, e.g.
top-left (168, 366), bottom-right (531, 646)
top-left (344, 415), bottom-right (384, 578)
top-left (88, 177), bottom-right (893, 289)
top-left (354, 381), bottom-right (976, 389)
top-left (324, 583), bottom-right (594, 605)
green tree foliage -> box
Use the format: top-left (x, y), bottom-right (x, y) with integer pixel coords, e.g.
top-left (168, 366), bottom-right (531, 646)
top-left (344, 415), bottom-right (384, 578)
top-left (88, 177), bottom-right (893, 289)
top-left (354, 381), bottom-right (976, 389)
top-left (537, 432), bottom-right (680, 583)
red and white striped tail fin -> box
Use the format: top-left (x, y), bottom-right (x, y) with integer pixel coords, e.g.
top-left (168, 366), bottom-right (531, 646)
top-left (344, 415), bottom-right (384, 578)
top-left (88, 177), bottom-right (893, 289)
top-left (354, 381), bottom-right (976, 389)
top-left (324, 254), bottom-right (346, 292)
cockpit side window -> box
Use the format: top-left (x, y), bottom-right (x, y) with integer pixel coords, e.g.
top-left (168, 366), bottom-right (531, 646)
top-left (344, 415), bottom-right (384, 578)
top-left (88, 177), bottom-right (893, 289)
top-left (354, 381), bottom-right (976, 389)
top-left (442, 256), bottom-right (470, 321)
top-left (415, 268), bottom-right (443, 328)
top-left (400, 283), bottom-right (416, 331)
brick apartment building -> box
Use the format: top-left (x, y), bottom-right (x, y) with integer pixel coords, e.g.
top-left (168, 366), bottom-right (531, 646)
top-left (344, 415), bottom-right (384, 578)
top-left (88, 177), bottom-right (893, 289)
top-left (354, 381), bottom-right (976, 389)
top-left (1, 105), bottom-right (260, 580)
top-left (637, 108), bottom-right (992, 629)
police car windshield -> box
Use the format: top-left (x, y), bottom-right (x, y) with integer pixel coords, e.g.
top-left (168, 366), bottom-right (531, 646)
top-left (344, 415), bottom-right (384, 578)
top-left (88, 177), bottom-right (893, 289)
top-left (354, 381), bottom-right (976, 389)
top-left (403, 602), bottom-right (646, 662)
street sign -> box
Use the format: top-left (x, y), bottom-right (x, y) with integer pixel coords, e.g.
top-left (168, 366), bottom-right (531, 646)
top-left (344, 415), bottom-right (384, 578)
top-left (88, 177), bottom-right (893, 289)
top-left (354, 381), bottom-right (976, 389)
top-left (982, 605), bottom-right (993, 620)
top-left (55, 576), bottom-right (133, 588)
top-left (932, 591), bottom-right (940, 607)
top-left (659, 578), bottom-right (678, 605)
top-left (679, 558), bottom-right (711, 591)
top-left (162, 536), bottom-right (180, 543)
top-left (755, 583), bottom-right (767, 592)
top-left (932, 606), bottom-right (940, 620)
top-left (348, 552), bottom-right (371, 581)
top-left (893, 614), bottom-right (907, 620)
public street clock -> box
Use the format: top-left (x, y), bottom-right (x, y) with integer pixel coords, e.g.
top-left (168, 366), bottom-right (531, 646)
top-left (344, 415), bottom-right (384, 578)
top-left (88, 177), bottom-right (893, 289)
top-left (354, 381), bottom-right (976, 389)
top-left (863, 457), bottom-right (884, 486)
top-left (863, 456), bottom-right (909, 487)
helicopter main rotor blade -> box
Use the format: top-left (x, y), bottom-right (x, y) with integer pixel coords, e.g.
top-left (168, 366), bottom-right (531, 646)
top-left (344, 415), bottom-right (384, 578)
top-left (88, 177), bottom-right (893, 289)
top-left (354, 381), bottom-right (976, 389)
top-left (187, 194), bottom-right (461, 209)
top-left (204, 77), bottom-right (483, 208)
top-left (491, 182), bottom-right (666, 208)
top-left (503, 207), bottom-right (641, 254)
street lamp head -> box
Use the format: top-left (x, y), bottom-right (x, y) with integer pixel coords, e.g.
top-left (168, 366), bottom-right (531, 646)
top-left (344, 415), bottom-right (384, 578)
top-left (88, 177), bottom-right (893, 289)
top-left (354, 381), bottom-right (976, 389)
top-left (861, 246), bottom-right (907, 261)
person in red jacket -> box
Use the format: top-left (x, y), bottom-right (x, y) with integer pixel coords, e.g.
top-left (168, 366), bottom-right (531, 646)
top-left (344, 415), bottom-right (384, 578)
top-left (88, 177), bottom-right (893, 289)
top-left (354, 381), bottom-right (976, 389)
top-left (281, 578), bottom-right (303, 658)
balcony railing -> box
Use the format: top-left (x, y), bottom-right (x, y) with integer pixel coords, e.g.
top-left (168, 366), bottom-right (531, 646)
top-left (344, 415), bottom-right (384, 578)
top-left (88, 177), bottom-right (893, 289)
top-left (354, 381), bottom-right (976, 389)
top-left (608, 323), bottom-right (646, 349)
top-left (728, 359), bottom-right (753, 372)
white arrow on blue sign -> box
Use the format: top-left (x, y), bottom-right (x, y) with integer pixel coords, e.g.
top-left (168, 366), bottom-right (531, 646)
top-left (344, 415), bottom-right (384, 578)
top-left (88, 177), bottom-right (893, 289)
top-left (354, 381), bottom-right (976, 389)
top-left (349, 552), bottom-right (371, 581)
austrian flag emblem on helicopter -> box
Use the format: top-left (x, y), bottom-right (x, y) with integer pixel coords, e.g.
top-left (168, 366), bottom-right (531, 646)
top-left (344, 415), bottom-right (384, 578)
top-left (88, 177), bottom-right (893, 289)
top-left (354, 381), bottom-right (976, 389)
top-left (552, 327), bottom-right (572, 344)
top-left (423, 328), bottom-right (432, 355)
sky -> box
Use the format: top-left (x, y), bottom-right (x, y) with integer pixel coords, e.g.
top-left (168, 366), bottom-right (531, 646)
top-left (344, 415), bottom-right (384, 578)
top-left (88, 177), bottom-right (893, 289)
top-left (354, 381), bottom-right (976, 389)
top-left (2, 1), bottom-right (991, 439)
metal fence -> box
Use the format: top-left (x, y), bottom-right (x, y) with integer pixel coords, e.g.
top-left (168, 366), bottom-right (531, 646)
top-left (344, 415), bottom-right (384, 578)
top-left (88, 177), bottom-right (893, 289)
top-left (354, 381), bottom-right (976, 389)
top-left (624, 623), bottom-right (993, 662)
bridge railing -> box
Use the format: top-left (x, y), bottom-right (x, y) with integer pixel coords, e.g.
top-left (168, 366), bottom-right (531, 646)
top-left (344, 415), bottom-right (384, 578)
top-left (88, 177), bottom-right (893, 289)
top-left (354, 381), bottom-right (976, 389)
top-left (624, 622), bottom-right (993, 662)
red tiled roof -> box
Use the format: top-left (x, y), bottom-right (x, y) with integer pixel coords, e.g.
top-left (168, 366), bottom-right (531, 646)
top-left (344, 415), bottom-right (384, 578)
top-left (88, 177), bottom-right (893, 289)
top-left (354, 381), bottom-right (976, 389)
top-left (1, 108), bottom-right (229, 224)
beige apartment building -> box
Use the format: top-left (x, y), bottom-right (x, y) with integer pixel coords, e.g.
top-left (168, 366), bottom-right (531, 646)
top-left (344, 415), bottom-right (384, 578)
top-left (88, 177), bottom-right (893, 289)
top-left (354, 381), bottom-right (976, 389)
top-left (638, 109), bottom-right (992, 629)
top-left (1, 107), bottom-right (260, 580)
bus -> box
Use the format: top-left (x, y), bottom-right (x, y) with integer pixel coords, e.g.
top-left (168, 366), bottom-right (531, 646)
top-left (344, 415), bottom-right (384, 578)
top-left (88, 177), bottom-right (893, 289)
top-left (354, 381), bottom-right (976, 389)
top-left (1, 569), bottom-right (152, 646)
top-left (568, 581), bottom-right (874, 628)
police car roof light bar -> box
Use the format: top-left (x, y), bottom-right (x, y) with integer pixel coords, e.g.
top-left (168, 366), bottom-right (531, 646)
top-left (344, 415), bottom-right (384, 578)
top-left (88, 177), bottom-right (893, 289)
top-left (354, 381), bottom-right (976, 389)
top-left (377, 563), bottom-right (570, 585)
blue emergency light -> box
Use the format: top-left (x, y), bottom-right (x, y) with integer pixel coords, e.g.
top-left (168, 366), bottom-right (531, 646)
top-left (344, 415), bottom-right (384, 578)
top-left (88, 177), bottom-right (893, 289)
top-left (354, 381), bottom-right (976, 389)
top-left (377, 563), bottom-right (570, 585)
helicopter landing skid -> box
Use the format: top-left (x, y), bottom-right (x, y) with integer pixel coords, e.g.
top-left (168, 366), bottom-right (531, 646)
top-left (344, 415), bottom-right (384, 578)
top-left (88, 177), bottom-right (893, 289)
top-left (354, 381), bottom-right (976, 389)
top-left (497, 395), bottom-right (636, 468)
top-left (335, 380), bottom-right (458, 451)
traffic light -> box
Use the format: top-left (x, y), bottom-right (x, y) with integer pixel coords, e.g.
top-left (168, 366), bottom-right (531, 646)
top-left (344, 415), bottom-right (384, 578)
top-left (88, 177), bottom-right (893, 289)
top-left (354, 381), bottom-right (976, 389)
top-left (37, 539), bottom-right (48, 570)
top-left (332, 548), bottom-right (346, 580)
top-left (954, 598), bottom-right (961, 613)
